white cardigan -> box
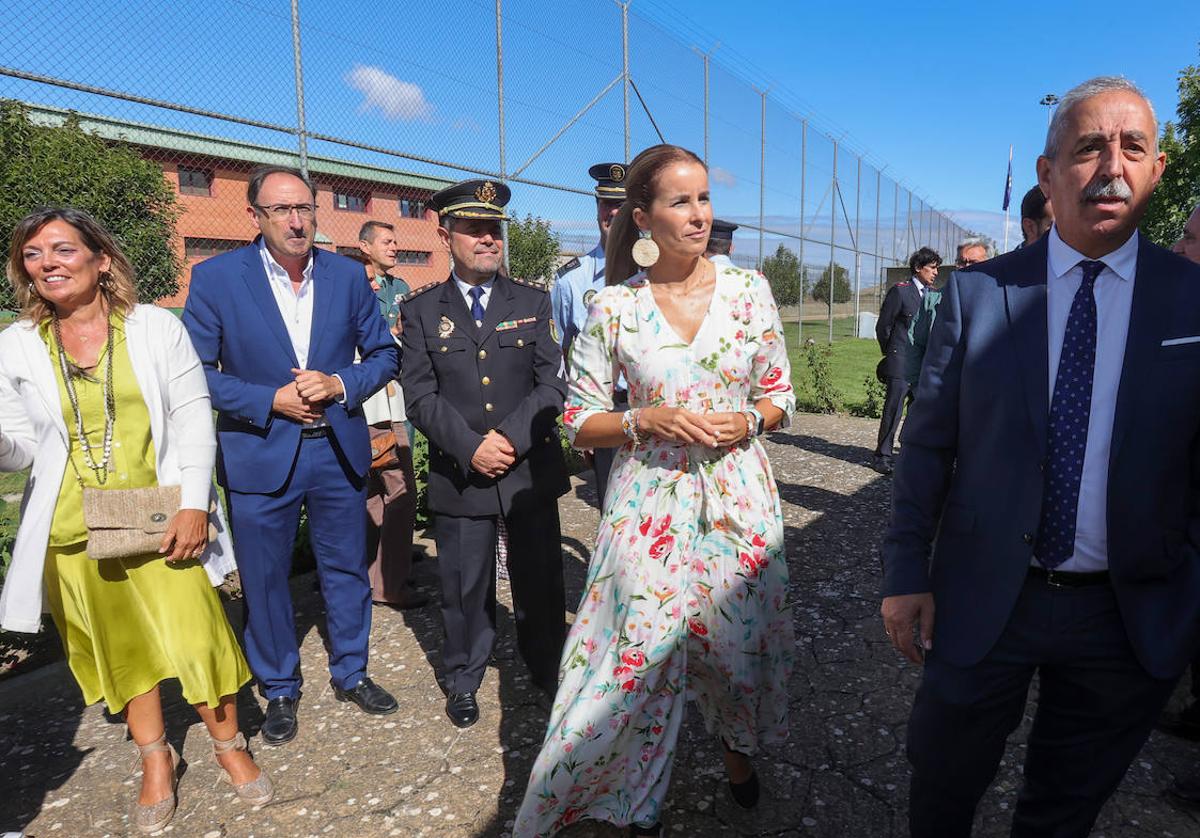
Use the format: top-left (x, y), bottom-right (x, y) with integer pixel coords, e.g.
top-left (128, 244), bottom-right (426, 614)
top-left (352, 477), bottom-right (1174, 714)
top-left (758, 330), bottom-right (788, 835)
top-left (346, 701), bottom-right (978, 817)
top-left (0, 305), bottom-right (237, 633)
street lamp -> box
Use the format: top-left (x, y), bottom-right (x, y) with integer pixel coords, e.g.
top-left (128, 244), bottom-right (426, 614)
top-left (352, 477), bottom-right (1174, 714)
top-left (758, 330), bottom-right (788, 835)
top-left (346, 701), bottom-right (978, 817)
top-left (1040, 93), bottom-right (1060, 127)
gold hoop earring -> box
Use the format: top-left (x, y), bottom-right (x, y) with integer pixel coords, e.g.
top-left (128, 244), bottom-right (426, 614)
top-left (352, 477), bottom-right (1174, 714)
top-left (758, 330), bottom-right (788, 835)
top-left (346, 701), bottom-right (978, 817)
top-left (631, 228), bottom-right (659, 268)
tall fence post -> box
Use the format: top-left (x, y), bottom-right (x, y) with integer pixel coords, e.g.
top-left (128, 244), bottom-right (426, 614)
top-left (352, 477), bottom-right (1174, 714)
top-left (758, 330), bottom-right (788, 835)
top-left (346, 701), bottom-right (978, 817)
top-left (758, 87), bottom-right (766, 269)
top-left (853, 155), bottom-right (862, 334)
top-left (495, 0), bottom-right (510, 274)
top-left (828, 139), bottom-right (837, 344)
top-left (892, 180), bottom-right (900, 273)
top-left (621, 1), bottom-right (630, 163)
top-left (701, 51), bottom-right (709, 165)
top-left (289, 0), bottom-right (309, 176)
top-left (798, 119), bottom-right (806, 346)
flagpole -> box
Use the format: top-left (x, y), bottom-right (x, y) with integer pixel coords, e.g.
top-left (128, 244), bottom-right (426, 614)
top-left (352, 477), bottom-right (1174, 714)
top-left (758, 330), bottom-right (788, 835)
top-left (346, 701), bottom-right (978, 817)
top-left (1003, 144), bottom-right (1013, 252)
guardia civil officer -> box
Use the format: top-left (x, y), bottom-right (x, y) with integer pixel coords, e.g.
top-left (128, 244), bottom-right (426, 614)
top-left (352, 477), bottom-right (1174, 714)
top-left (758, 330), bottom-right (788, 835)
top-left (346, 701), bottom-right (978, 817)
top-left (400, 179), bottom-right (569, 728)
top-left (551, 162), bottom-right (627, 503)
top-left (706, 218), bottom-right (738, 269)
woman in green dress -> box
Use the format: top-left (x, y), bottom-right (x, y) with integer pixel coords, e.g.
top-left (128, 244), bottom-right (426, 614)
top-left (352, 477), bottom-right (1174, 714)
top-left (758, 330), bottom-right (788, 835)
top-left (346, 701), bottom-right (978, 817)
top-left (0, 208), bottom-right (272, 832)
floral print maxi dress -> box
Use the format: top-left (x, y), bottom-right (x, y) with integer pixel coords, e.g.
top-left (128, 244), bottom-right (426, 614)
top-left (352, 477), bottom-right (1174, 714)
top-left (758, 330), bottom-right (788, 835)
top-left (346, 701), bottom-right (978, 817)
top-left (515, 265), bottom-right (796, 836)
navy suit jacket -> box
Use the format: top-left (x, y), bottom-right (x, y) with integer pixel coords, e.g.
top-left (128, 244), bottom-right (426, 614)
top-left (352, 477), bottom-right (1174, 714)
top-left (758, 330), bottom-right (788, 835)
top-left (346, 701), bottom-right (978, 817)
top-left (881, 234), bottom-right (1200, 679)
top-left (876, 280), bottom-right (923, 379)
top-left (182, 242), bottom-right (398, 494)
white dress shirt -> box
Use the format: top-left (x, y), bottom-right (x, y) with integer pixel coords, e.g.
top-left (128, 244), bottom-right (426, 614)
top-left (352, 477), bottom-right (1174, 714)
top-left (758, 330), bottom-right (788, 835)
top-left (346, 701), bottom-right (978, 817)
top-left (1044, 225), bottom-right (1139, 572)
top-left (452, 273), bottom-right (496, 324)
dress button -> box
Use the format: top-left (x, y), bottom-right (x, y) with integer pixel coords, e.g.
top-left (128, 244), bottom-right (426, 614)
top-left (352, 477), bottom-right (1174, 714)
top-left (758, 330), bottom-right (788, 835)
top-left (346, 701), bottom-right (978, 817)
top-left (478, 349), bottom-right (487, 359)
top-left (485, 403), bottom-right (494, 412)
top-left (544, 436), bottom-right (551, 443)
top-left (440, 345), bottom-right (448, 353)
top-left (481, 376), bottom-right (491, 386)
top-left (1023, 532), bottom-right (1033, 544)
top-left (516, 338), bottom-right (525, 347)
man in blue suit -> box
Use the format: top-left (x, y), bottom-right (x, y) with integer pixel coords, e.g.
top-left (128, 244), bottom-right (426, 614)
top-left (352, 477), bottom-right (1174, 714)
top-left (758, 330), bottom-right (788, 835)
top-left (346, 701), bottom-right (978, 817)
top-left (183, 166), bottom-right (400, 745)
top-left (881, 77), bottom-right (1200, 836)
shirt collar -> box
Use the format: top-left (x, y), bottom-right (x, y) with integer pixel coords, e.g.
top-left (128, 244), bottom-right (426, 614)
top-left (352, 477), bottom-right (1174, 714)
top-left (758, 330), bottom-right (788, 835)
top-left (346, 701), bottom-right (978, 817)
top-left (452, 272), bottom-right (495, 295)
top-left (589, 242), bottom-right (606, 263)
top-left (258, 237), bottom-right (314, 283)
top-left (1047, 225), bottom-right (1138, 283)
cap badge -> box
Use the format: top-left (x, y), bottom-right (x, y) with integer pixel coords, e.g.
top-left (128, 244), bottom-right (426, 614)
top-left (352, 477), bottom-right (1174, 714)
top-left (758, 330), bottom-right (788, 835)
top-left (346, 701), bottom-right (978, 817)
top-left (476, 181), bottom-right (498, 204)
top-left (610, 164), bottom-right (625, 183)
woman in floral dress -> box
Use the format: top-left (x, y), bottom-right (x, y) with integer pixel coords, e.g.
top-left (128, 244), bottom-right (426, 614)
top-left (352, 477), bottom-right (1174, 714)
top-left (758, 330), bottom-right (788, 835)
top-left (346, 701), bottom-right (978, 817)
top-left (515, 144), bottom-right (795, 837)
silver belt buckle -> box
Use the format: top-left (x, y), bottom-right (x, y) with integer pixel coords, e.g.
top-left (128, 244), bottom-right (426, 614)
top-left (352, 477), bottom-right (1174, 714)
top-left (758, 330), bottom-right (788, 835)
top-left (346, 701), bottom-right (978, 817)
top-left (1044, 569), bottom-right (1068, 588)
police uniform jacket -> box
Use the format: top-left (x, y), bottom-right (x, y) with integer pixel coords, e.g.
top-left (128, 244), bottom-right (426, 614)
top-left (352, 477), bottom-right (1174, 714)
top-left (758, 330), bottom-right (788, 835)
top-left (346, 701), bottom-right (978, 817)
top-left (400, 273), bottom-right (570, 517)
top-left (876, 279), bottom-right (925, 379)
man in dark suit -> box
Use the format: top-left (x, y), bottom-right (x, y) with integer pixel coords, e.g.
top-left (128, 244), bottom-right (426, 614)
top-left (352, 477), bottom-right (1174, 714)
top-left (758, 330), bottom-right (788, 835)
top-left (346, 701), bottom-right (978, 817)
top-left (183, 166), bottom-right (400, 746)
top-left (873, 247), bottom-right (941, 473)
top-left (400, 179), bottom-right (569, 729)
top-left (881, 76), bottom-right (1200, 836)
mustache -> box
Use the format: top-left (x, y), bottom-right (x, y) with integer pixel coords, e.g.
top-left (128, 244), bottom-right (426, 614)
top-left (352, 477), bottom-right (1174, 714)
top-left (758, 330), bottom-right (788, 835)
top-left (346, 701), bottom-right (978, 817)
top-left (1082, 177), bottom-right (1133, 202)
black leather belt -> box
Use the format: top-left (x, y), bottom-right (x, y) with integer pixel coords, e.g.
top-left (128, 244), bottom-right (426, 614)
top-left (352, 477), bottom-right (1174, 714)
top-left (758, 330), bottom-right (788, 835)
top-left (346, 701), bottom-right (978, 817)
top-left (300, 426), bottom-right (330, 439)
top-left (1028, 565), bottom-right (1110, 588)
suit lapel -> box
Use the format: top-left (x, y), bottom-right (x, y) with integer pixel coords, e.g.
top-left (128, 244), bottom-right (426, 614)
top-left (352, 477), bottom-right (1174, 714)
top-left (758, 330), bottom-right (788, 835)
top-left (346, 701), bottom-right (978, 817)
top-left (239, 245), bottom-right (299, 367)
top-left (441, 277), bottom-right (478, 344)
top-left (1004, 238), bottom-right (1050, 456)
top-left (1110, 239), bottom-right (1170, 462)
top-left (307, 249), bottom-right (331, 365)
top-left (479, 275), bottom-right (516, 338)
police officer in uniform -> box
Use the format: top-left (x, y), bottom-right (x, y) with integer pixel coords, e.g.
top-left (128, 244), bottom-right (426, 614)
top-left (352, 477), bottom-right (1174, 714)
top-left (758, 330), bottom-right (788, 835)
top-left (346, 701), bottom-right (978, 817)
top-left (400, 179), bottom-right (569, 728)
top-left (551, 162), bottom-right (627, 504)
top-left (706, 218), bottom-right (738, 269)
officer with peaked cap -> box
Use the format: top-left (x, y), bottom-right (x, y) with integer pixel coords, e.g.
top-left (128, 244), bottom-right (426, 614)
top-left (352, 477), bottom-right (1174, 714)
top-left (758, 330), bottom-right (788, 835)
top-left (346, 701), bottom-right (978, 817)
top-left (400, 179), bottom-right (569, 728)
top-left (551, 162), bottom-right (628, 505)
top-left (706, 218), bottom-right (739, 269)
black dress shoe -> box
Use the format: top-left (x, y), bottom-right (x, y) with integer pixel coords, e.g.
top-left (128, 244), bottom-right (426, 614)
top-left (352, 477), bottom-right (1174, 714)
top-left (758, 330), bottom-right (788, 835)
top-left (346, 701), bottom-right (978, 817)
top-left (261, 696), bottom-right (298, 746)
top-left (373, 590), bottom-right (430, 610)
top-left (445, 691), bottom-right (479, 728)
top-left (729, 771), bottom-right (760, 808)
top-left (870, 455), bottom-right (893, 475)
top-left (332, 677), bottom-right (398, 715)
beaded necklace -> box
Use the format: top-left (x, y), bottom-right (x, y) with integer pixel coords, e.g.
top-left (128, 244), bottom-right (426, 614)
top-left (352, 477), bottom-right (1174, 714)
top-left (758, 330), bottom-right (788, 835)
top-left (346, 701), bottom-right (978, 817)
top-left (52, 314), bottom-right (116, 485)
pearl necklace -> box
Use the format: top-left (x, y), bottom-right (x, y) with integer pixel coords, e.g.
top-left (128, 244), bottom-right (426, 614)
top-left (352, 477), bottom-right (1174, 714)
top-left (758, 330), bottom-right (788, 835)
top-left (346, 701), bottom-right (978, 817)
top-left (53, 315), bottom-right (116, 485)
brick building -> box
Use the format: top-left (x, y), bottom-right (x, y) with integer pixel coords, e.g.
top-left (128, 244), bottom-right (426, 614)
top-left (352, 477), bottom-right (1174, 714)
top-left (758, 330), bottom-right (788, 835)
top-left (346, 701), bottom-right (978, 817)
top-left (27, 104), bottom-right (453, 307)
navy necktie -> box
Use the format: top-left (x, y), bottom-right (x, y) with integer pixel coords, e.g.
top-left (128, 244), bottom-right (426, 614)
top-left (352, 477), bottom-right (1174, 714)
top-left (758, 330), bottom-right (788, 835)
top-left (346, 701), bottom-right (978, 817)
top-left (1035, 259), bottom-right (1104, 568)
top-left (469, 286), bottom-right (485, 326)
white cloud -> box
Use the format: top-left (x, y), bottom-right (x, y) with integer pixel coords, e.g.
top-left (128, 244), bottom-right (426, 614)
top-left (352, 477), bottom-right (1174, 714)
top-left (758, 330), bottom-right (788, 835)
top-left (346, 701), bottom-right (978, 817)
top-left (710, 166), bottom-right (737, 187)
top-left (346, 64), bottom-right (433, 122)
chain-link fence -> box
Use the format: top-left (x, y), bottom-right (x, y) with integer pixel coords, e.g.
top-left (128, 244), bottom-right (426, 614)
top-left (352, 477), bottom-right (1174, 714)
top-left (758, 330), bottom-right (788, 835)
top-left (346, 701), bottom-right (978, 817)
top-left (0, 0), bottom-right (967, 338)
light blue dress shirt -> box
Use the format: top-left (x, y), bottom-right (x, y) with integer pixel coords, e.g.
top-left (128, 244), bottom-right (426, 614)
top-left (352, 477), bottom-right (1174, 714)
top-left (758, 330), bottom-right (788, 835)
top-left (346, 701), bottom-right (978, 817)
top-left (452, 273), bottom-right (495, 323)
top-left (551, 243), bottom-right (605, 353)
top-left (1044, 225), bottom-right (1139, 572)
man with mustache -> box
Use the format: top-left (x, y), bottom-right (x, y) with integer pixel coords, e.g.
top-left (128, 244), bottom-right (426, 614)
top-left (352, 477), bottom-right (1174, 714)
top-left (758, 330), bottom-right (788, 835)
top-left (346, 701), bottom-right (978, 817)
top-left (881, 77), bottom-right (1200, 836)
top-left (400, 179), bottom-right (569, 728)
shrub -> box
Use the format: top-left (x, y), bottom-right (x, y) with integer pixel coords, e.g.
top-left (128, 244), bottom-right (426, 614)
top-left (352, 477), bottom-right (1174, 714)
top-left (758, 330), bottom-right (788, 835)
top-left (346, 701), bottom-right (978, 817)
top-left (805, 340), bottom-right (842, 414)
top-left (850, 374), bottom-right (886, 418)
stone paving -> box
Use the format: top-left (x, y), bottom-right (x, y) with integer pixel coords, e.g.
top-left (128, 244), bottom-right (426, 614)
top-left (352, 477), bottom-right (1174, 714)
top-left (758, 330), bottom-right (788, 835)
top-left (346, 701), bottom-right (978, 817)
top-left (2, 413), bottom-right (1199, 837)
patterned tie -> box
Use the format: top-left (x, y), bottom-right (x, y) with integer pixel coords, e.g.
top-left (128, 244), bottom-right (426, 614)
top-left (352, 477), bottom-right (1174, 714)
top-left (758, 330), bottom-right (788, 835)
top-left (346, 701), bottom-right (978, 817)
top-left (469, 286), bottom-right (485, 326)
top-left (1035, 259), bottom-right (1104, 568)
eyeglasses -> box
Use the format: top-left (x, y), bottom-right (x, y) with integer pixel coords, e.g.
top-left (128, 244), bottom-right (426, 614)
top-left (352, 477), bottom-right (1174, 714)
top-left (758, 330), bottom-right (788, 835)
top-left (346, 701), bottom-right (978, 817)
top-left (253, 203), bottom-right (316, 219)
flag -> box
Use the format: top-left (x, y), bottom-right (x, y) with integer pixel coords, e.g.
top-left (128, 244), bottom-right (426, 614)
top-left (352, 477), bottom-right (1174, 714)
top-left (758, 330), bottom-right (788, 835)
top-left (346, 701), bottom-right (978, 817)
top-left (1001, 145), bottom-right (1013, 211)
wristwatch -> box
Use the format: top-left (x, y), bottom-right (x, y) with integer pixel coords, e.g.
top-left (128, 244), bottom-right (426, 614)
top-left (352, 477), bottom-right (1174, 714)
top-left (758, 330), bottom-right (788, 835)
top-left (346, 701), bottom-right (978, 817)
top-left (747, 406), bottom-right (765, 437)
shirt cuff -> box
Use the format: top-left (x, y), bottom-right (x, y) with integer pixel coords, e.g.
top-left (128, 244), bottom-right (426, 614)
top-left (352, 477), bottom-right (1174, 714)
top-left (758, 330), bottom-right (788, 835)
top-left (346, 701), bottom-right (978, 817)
top-left (333, 374), bottom-right (348, 404)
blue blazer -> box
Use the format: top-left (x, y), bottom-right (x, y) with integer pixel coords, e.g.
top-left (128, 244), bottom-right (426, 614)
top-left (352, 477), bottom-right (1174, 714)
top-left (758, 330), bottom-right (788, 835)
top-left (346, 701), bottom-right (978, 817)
top-left (182, 242), bottom-right (399, 494)
top-left (882, 234), bottom-right (1200, 680)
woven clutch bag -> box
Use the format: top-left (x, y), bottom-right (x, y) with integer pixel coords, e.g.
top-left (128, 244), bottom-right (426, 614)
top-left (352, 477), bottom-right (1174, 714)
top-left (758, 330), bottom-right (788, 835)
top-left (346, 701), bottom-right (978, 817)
top-left (82, 485), bottom-right (217, 561)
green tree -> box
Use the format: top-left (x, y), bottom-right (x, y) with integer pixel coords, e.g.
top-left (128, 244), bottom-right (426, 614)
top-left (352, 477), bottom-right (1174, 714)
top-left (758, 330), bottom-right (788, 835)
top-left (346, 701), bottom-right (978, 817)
top-left (0, 100), bottom-right (181, 311)
top-left (811, 262), bottom-right (851, 312)
top-left (1143, 55), bottom-right (1200, 247)
top-left (760, 243), bottom-right (805, 306)
top-left (506, 214), bottom-right (561, 283)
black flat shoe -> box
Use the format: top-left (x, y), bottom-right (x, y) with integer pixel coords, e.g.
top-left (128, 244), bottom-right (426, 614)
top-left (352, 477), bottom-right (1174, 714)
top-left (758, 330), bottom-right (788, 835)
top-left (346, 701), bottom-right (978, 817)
top-left (261, 696), bottom-right (298, 746)
top-left (729, 771), bottom-right (760, 808)
top-left (628, 822), bottom-right (662, 836)
top-left (445, 691), bottom-right (479, 728)
top-left (332, 677), bottom-right (398, 715)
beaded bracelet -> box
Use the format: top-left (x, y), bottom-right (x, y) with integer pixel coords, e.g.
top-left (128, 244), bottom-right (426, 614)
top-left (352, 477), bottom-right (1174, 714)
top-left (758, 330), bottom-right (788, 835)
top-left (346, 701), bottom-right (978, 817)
top-left (742, 411), bottom-right (756, 440)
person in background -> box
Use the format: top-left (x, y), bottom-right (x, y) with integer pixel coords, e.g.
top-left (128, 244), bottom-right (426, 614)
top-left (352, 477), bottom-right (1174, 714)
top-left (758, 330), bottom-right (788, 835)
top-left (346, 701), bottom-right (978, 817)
top-left (357, 220), bottom-right (426, 611)
top-left (0, 208), bottom-right (271, 833)
top-left (873, 247), bottom-right (940, 474)
top-left (1020, 184), bottom-right (1055, 248)
top-left (705, 218), bottom-right (738, 269)
top-left (552, 162), bottom-right (628, 506)
top-left (183, 166), bottom-right (401, 747)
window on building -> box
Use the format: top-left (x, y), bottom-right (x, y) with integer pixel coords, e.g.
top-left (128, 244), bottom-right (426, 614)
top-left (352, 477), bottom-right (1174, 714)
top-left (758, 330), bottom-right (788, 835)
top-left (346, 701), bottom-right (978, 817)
top-left (395, 250), bottom-right (431, 266)
top-left (178, 167), bottom-right (213, 196)
top-left (334, 190), bottom-right (369, 212)
top-left (399, 198), bottom-right (427, 218)
top-left (184, 237), bottom-right (248, 259)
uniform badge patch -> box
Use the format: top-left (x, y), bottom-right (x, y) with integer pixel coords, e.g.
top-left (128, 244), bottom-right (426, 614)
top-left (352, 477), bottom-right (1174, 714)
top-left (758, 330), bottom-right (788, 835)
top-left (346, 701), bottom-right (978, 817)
top-left (583, 289), bottom-right (597, 306)
top-left (438, 315), bottom-right (455, 338)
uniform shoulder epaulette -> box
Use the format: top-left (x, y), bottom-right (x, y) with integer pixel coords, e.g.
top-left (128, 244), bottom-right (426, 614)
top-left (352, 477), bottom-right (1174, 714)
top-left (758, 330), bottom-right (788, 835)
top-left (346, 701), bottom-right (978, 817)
top-left (555, 257), bottom-right (581, 277)
top-left (509, 275), bottom-right (550, 293)
top-left (895, 280), bottom-right (912, 287)
top-left (401, 278), bottom-right (447, 302)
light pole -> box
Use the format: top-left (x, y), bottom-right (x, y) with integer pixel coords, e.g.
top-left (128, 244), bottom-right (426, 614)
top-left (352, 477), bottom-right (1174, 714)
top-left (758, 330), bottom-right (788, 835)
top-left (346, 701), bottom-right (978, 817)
top-left (1039, 93), bottom-right (1059, 127)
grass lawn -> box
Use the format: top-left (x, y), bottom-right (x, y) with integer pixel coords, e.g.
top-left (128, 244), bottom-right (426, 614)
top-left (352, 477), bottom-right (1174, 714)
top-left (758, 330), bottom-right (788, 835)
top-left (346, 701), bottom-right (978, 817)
top-left (781, 318), bottom-right (882, 414)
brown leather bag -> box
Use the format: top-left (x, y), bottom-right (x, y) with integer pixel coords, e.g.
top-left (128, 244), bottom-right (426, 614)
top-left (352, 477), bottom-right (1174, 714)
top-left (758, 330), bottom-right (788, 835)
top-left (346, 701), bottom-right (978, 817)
top-left (369, 427), bottom-right (400, 470)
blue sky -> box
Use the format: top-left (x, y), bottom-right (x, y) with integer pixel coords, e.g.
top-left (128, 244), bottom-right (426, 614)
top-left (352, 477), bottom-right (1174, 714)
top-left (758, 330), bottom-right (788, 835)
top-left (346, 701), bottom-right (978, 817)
top-left (1, 0), bottom-right (1196, 262)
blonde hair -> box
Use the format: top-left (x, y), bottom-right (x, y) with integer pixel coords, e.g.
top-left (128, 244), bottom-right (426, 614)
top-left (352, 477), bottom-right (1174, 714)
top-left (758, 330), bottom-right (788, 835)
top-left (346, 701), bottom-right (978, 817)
top-left (7, 207), bottom-right (138, 323)
top-left (604, 144), bottom-right (706, 286)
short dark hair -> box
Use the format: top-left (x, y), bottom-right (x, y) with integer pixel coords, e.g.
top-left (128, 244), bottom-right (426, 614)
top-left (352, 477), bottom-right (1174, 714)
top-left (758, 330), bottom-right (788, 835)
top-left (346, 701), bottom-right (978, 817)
top-left (706, 238), bottom-right (732, 256)
top-left (246, 165), bottom-right (317, 206)
top-left (908, 247), bottom-right (942, 274)
top-left (359, 220), bottom-right (395, 242)
top-left (1020, 186), bottom-right (1050, 223)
